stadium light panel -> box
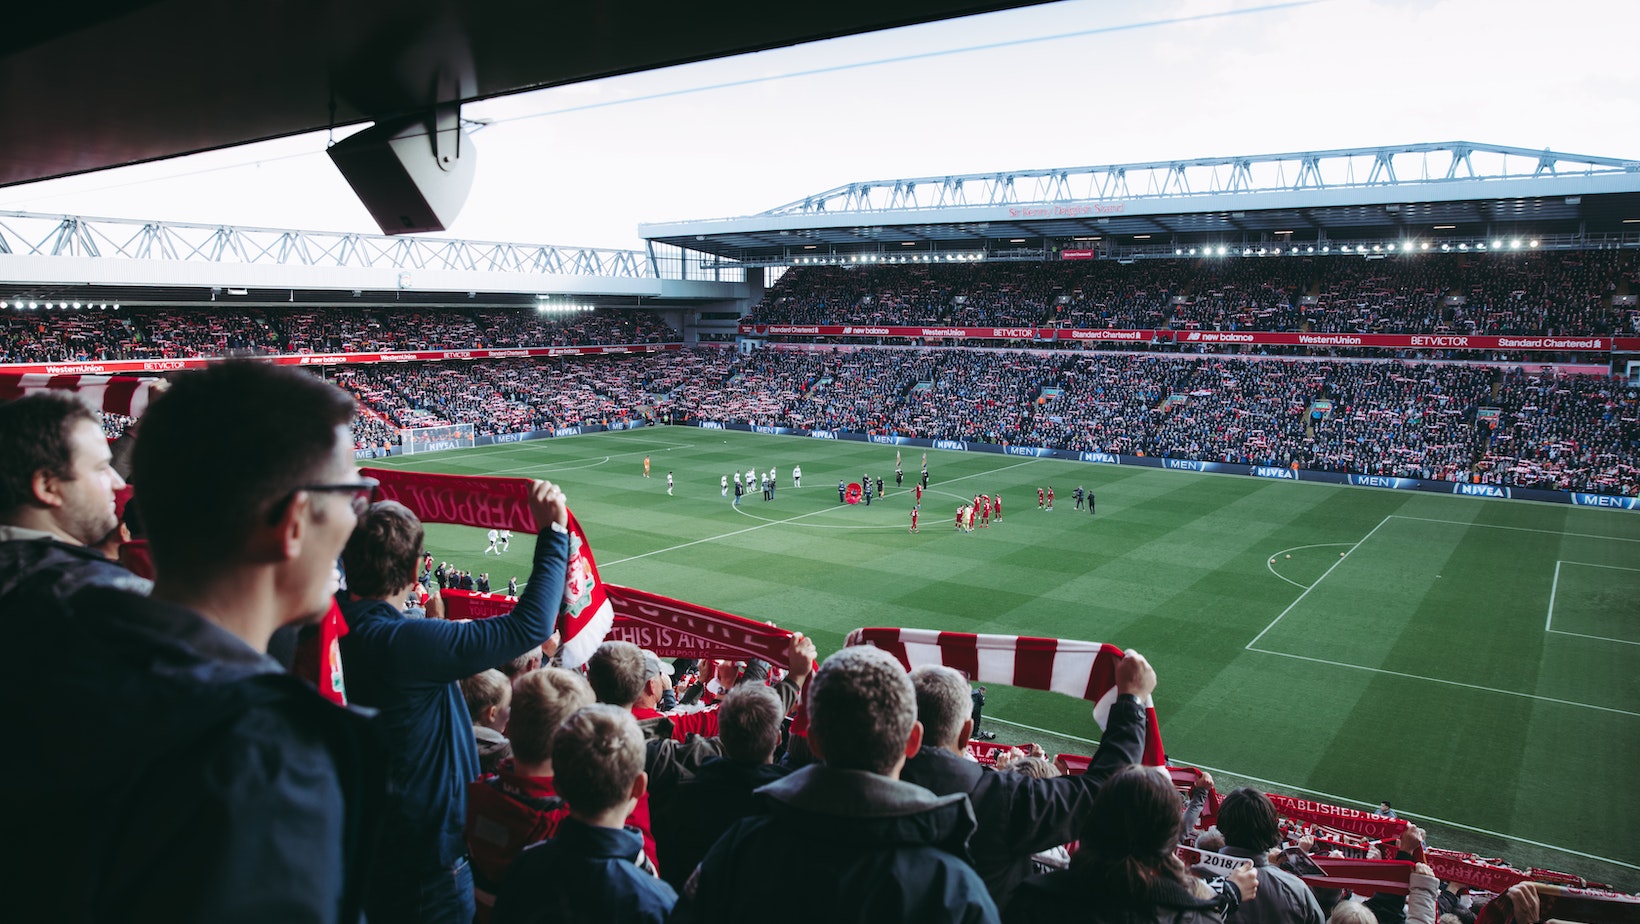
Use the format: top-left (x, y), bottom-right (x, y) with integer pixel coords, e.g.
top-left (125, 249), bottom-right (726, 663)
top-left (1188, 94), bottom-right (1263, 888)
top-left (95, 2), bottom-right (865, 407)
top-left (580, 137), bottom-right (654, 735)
top-left (1321, 246), bottom-right (1330, 253)
top-left (1307, 246), bottom-right (1315, 254)
top-left (1510, 239), bottom-right (1522, 249)
top-left (28, 302), bottom-right (37, 309)
top-left (1530, 239), bottom-right (1539, 247)
top-left (1492, 239), bottom-right (1503, 248)
top-left (1459, 243), bottom-right (1470, 251)
top-left (1217, 246), bottom-right (1227, 256)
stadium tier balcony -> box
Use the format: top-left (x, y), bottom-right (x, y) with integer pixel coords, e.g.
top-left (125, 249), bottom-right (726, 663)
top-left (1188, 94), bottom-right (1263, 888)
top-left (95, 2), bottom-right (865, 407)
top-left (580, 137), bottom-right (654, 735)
top-left (745, 252), bottom-right (1638, 338)
top-left (0, 306), bottom-right (678, 364)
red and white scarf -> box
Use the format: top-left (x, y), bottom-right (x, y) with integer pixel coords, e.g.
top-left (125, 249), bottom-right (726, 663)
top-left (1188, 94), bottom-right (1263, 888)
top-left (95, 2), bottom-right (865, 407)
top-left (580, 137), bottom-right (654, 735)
top-left (844, 627), bottom-right (1165, 765)
top-left (363, 468), bottom-right (613, 667)
top-left (0, 372), bottom-right (158, 417)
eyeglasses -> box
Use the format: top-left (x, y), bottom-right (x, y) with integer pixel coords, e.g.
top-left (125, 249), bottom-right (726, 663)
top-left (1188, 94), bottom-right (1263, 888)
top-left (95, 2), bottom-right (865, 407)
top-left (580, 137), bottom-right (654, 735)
top-left (292, 477), bottom-right (380, 517)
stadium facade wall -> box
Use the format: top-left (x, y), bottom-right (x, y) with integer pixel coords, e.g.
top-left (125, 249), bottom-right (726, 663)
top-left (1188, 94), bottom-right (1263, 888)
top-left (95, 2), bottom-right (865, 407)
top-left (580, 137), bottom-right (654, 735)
top-left (687, 421), bottom-right (1639, 511)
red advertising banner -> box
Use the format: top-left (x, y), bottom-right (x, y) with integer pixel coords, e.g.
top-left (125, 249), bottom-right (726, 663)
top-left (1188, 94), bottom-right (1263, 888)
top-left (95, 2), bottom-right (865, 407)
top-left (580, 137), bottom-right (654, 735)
top-left (0, 342), bottom-right (682, 376)
top-left (1616, 337), bottom-right (1640, 352)
top-left (441, 589), bottom-right (519, 620)
top-left (1171, 330), bottom-right (1612, 351)
top-left (738, 325), bottom-right (1616, 351)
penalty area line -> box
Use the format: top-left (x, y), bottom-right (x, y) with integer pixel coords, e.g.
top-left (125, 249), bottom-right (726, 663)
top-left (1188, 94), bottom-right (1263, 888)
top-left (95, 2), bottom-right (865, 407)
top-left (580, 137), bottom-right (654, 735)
top-left (984, 716), bottom-right (1640, 872)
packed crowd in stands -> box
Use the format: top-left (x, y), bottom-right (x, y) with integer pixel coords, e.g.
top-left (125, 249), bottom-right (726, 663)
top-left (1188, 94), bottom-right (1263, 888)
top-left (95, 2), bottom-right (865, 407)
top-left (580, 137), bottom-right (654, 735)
top-left (339, 350), bottom-right (1640, 495)
top-left (0, 306), bottom-right (678, 363)
top-left (2, 364), bottom-right (1618, 922)
top-left (747, 252), bottom-right (1640, 335)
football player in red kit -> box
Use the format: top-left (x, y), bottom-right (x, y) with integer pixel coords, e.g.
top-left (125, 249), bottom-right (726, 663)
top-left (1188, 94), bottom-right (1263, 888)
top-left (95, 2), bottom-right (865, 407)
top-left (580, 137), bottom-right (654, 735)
top-left (979, 495), bottom-right (991, 527)
top-left (1037, 487), bottom-right (1045, 509)
top-left (909, 506), bottom-right (920, 533)
top-left (1046, 486), bottom-right (1055, 511)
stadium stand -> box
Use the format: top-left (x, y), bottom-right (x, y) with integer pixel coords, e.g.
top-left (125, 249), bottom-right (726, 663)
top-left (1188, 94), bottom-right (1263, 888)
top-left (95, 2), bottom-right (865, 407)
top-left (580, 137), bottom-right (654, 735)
top-left (746, 252), bottom-right (1640, 336)
top-left (337, 350), bottom-right (1639, 495)
top-left (0, 306), bottom-right (678, 363)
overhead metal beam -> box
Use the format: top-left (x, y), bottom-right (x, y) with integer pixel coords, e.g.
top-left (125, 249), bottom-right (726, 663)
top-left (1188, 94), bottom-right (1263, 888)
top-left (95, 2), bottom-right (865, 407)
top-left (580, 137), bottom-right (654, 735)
top-left (758, 142), bottom-right (1640, 217)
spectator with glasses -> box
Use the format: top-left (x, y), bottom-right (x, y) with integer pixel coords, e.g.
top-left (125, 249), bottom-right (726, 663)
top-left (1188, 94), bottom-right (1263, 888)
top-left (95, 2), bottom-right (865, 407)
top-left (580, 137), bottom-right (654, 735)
top-left (339, 483), bottom-right (571, 924)
top-left (1, 360), bottom-right (387, 923)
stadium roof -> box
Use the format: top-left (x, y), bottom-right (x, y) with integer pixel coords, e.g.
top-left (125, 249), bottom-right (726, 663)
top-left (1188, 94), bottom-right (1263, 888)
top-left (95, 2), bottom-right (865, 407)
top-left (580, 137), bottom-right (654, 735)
top-left (0, 0), bottom-right (1050, 189)
top-left (640, 142), bottom-right (1640, 265)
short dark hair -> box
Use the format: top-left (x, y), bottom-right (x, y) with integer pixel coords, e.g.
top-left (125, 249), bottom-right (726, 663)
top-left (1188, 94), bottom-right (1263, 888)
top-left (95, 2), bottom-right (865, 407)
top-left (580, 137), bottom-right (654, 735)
top-left (552, 704), bottom-right (644, 815)
top-left (341, 501), bottom-right (423, 599)
top-left (585, 641), bottom-right (647, 707)
top-left (1217, 787), bottom-right (1282, 852)
top-left (717, 683), bottom-right (784, 763)
top-left (132, 361), bottom-right (354, 575)
top-left (806, 645), bottom-right (915, 775)
top-left (0, 391), bottom-right (100, 516)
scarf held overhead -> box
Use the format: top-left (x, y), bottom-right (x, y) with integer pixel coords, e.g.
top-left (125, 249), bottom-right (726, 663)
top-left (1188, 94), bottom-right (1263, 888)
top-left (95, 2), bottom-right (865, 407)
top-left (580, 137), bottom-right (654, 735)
top-left (361, 468), bottom-right (612, 667)
top-left (844, 627), bottom-right (1164, 766)
top-left (0, 372), bottom-right (159, 418)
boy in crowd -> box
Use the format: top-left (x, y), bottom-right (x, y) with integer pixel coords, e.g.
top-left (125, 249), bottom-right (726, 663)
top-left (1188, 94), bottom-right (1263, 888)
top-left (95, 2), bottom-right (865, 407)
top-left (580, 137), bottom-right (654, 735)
top-left (492, 705), bottom-right (676, 924)
top-left (462, 668), bottom-right (513, 775)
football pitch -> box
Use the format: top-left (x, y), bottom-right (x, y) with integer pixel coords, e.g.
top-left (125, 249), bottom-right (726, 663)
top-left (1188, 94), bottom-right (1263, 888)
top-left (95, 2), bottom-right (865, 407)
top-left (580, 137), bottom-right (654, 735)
top-left (372, 427), bottom-right (1640, 887)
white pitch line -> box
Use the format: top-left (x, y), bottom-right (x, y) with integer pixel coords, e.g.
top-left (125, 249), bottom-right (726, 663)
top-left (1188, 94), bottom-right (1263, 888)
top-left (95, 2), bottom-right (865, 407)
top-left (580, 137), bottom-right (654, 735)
top-left (1546, 560), bottom-right (1562, 632)
top-left (984, 715), bottom-right (1640, 872)
top-left (729, 503), bottom-right (906, 530)
top-left (1264, 542), bottom-right (1355, 590)
top-left (1547, 628), bottom-right (1640, 647)
top-left (599, 505), bottom-right (852, 567)
top-left (1245, 516), bottom-right (1392, 650)
top-left (1244, 647), bottom-right (1640, 717)
top-left (1388, 514), bottom-right (1640, 544)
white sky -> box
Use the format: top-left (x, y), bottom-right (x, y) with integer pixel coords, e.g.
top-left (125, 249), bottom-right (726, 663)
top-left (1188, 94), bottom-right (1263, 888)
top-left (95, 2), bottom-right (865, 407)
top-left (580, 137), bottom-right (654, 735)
top-left (0, 0), bottom-right (1633, 251)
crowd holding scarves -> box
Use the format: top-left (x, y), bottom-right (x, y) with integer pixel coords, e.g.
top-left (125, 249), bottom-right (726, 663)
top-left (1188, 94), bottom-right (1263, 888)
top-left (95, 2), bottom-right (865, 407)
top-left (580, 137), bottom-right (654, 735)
top-left (28, 364), bottom-right (1638, 913)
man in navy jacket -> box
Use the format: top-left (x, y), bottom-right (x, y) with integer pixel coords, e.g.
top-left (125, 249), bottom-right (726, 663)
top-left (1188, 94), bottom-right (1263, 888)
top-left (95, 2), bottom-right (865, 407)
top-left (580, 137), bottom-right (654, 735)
top-left (899, 655), bottom-right (1155, 909)
top-left (340, 483), bottom-right (570, 924)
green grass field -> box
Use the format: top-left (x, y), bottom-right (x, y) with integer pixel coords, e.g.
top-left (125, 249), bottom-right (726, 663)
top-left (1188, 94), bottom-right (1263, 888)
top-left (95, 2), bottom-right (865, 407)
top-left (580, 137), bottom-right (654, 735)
top-left (372, 427), bottom-right (1640, 888)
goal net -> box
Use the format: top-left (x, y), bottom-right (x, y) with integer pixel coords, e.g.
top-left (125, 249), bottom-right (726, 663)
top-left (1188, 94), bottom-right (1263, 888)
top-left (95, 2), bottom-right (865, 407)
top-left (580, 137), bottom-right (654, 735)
top-left (399, 423), bottom-right (476, 455)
